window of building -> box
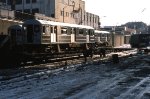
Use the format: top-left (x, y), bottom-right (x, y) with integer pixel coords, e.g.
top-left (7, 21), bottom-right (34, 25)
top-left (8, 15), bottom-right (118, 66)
top-left (97, 18), bottom-right (99, 23)
top-left (7, 0), bottom-right (11, 5)
top-left (61, 11), bottom-right (64, 16)
top-left (66, 12), bottom-right (69, 17)
top-left (51, 14), bottom-right (55, 18)
top-left (90, 16), bottom-right (91, 22)
top-left (62, 0), bottom-right (64, 4)
top-left (16, 0), bottom-right (22, 4)
top-left (70, 13), bottom-right (74, 18)
top-left (73, 14), bottom-right (74, 18)
top-left (1, 0), bottom-right (6, 3)
top-left (32, 8), bottom-right (39, 14)
top-left (26, 0), bottom-right (30, 4)
top-left (32, 0), bottom-right (37, 3)
top-left (93, 17), bottom-right (94, 23)
top-left (95, 18), bottom-right (97, 23)
top-left (84, 15), bottom-right (86, 21)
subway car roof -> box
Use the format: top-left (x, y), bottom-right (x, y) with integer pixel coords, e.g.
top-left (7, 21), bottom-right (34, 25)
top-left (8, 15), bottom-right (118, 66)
top-left (8, 25), bottom-right (22, 30)
top-left (95, 30), bottom-right (110, 34)
top-left (38, 19), bottom-right (94, 29)
top-left (23, 19), bottom-right (42, 25)
top-left (23, 19), bottom-right (94, 29)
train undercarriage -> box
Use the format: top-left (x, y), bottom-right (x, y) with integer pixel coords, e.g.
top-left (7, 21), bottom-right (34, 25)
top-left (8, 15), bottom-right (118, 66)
top-left (0, 34), bottom-right (134, 68)
top-left (0, 35), bottom-right (96, 68)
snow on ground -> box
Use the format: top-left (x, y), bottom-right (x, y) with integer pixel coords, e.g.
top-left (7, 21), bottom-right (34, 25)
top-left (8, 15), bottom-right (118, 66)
top-left (115, 44), bottom-right (131, 48)
top-left (0, 50), bottom-right (150, 99)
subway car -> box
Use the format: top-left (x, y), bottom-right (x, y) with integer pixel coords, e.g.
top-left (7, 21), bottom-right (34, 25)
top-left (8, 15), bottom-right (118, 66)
top-left (7, 19), bottom-right (95, 53)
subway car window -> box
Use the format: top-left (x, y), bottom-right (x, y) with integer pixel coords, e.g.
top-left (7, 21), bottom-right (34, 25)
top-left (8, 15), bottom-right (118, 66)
top-left (54, 26), bottom-right (57, 33)
top-left (61, 27), bottom-right (67, 34)
top-left (10, 29), bottom-right (16, 36)
top-left (16, 30), bottom-right (21, 36)
top-left (34, 25), bottom-right (40, 33)
top-left (88, 29), bottom-right (92, 35)
top-left (76, 28), bottom-right (79, 35)
top-left (83, 28), bottom-right (87, 36)
top-left (79, 28), bottom-right (83, 35)
top-left (67, 27), bottom-right (71, 35)
top-left (86, 29), bottom-right (89, 35)
top-left (90, 29), bottom-right (94, 36)
top-left (73, 28), bottom-right (76, 34)
top-left (50, 26), bottom-right (53, 33)
top-left (70, 28), bottom-right (74, 34)
top-left (42, 26), bottom-right (45, 33)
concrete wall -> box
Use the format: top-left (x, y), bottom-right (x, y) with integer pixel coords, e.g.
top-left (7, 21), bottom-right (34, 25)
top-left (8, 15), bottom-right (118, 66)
top-left (0, 8), bottom-right (14, 19)
top-left (110, 33), bottom-right (125, 47)
top-left (114, 35), bottom-right (124, 47)
top-left (124, 35), bottom-right (131, 44)
top-left (0, 19), bottom-right (21, 35)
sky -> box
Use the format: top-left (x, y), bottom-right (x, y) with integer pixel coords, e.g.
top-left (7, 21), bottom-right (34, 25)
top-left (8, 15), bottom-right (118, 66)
top-left (83, 0), bottom-right (150, 26)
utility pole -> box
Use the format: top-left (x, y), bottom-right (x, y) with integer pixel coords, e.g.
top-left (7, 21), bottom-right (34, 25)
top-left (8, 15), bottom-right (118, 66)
top-left (79, 4), bottom-right (82, 25)
top-left (22, 0), bottom-right (24, 12)
top-left (112, 27), bottom-right (115, 47)
top-left (63, 7), bottom-right (65, 22)
top-left (11, 0), bottom-right (16, 10)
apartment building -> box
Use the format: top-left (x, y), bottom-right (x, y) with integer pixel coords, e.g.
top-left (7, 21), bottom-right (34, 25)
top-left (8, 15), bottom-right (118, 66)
top-left (85, 12), bottom-right (100, 30)
top-left (0, 0), bottom-right (100, 29)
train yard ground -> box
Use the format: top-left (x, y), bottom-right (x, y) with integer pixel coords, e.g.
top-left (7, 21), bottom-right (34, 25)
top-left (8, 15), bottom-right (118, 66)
top-left (0, 49), bottom-right (150, 99)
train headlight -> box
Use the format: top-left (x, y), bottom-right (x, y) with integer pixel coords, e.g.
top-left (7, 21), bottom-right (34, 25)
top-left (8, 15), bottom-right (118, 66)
top-left (24, 27), bottom-right (26, 30)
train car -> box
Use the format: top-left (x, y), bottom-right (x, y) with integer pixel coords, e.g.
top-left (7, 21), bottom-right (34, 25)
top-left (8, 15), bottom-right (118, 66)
top-left (7, 19), bottom-right (95, 53)
top-left (129, 33), bottom-right (150, 48)
top-left (94, 30), bottom-right (110, 46)
top-left (95, 30), bottom-right (110, 42)
top-left (8, 25), bottom-right (25, 46)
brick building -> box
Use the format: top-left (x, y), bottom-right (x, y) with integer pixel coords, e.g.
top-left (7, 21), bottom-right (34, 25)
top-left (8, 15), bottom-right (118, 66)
top-left (0, 0), bottom-right (100, 29)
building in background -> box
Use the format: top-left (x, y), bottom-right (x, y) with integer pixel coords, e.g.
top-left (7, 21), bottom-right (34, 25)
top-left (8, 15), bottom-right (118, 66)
top-left (0, 0), bottom-right (100, 29)
top-left (85, 12), bottom-right (100, 30)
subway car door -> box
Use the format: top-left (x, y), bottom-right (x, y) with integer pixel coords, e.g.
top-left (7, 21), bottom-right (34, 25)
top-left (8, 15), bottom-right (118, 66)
top-left (26, 25), bottom-right (34, 43)
top-left (34, 25), bottom-right (41, 44)
top-left (9, 29), bottom-right (17, 46)
top-left (51, 26), bottom-right (57, 43)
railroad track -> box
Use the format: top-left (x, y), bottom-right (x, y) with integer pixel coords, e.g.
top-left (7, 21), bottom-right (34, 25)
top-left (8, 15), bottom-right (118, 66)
top-left (0, 49), bottom-right (150, 99)
top-left (0, 47), bottom-right (135, 68)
